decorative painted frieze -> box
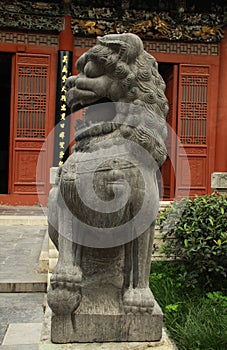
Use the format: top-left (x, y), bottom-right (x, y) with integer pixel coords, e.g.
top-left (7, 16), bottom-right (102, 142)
top-left (71, 7), bottom-right (225, 42)
top-left (0, 0), bottom-right (225, 41)
top-left (0, 1), bottom-right (64, 32)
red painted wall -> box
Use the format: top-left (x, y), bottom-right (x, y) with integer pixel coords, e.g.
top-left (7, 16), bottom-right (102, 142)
top-left (215, 28), bottom-right (227, 171)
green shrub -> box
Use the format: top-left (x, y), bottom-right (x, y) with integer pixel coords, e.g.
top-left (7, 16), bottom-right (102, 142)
top-left (150, 262), bottom-right (227, 350)
top-left (157, 193), bottom-right (227, 289)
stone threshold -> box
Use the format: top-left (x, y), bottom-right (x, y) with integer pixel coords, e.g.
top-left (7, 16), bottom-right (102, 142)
top-left (0, 279), bottom-right (47, 293)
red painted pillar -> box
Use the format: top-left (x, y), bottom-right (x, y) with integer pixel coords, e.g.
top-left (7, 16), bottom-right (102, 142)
top-left (54, 15), bottom-right (74, 166)
top-left (215, 28), bottom-right (227, 171)
top-left (59, 15), bottom-right (74, 51)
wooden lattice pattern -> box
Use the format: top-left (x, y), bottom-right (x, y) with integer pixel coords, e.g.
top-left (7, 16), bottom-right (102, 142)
top-left (74, 37), bottom-right (219, 55)
top-left (180, 75), bottom-right (208, 145)
top-left (17, 66), bottom-right (47, 138)
top-left (0, 31), bottom-right (58, 45)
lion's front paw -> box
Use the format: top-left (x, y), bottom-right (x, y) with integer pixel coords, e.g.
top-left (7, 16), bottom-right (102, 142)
top-left (50, 265), bottom-right (82, 291)
top-left (123, 287), bottom-right (154, 314)
top-left (47, 286), bottom-right (81, 315)
top-left (48, 265), bottom-right (82, 315)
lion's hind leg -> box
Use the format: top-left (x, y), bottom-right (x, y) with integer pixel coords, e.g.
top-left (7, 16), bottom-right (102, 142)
top-left (123, 224), bottom-right (155, 314)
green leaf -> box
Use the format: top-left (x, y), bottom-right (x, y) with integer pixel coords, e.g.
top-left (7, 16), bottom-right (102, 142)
top-left (213, 239), bottom-right (222, 247)
top-left (208, 217), bottom-right (214, 226)
top-left (165, 303), bottom-right (179, 312)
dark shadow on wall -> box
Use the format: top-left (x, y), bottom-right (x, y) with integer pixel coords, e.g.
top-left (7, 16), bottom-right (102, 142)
top-left (0, 53), bottom-right (12, 194)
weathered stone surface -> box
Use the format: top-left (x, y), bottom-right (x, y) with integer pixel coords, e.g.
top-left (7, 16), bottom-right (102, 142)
top-left (51, 301), bottom-right (162, 343)
top-left (49, 167), bottom-right (59, 186)
top-left (40, 307), bottom-right (173, 350)
top-left (47, 33), bottom-right (168, 343)
top-left (211, 172), bottom-right (227, 193)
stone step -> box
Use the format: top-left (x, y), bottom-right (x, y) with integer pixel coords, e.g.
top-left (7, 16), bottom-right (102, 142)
top-left (37, 229), bottom-right (49, 274)
top-left (0, 216), bottom-right (47, 226)
top-left (0, 280), bottom-right (47, 293)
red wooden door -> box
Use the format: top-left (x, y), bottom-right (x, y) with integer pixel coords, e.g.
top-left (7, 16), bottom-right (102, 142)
top-left (161, 64), bottom-right (178, 200)
top-left (9, 53), bottom-right (55, 198)
top-left (175, 64), bottom-right (211, 197)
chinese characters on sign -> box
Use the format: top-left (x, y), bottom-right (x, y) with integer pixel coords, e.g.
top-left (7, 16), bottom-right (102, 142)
top-left (54, 51), bottom-right (72, 166)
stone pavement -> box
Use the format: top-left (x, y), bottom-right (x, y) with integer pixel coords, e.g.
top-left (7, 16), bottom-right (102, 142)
top-left (0, 294), bottom-right (45, 349)
top-left (0, 226), bottom-right (47, 292)
top-left (0, 206), bottom-right (48, 349)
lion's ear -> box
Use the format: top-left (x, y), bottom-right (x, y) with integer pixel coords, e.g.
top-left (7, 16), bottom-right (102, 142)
top-left (97, 36), bottom-right (128, 59)
top-left (97, 34), bottom-right (143, 63)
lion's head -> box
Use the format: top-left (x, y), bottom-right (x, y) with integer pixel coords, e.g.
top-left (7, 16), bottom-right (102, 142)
top-left (66, 33), bottom-right (168, 166)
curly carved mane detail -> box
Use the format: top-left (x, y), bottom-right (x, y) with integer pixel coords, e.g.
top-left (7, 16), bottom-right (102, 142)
top-left (70, 33), bottom-right (169, 166)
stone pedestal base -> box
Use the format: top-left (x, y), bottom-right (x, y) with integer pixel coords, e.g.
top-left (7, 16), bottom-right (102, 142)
top-left (51, 300), bottom-right (163, 343)
top-left (40, 306), bottom-right (174, 350)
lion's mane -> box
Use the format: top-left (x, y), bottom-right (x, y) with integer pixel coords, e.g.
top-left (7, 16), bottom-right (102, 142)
top-left (74, 33), bottom-right (169, 167)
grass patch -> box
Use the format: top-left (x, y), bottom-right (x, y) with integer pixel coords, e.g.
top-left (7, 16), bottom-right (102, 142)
top-left (150, 261), bottom-right (227, 350)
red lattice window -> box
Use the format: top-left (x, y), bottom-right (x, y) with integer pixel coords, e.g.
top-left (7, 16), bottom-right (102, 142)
top-left (17, 66), bottom-right (48, 138)
top-left (180, 75), bottom-right (208, 145)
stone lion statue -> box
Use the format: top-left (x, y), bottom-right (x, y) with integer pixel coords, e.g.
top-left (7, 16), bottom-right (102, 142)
top-left (47, 33), bottom-right (168, 343)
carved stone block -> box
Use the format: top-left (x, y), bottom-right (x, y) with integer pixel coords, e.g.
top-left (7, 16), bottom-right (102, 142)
top-left (51, 303), bottom-right (163, 343)
top-left (211, 172), bottom-right (227, 193)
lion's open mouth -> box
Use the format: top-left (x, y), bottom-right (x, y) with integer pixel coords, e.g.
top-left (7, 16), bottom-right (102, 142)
top-left (72, 97), bottom-right (113, 113)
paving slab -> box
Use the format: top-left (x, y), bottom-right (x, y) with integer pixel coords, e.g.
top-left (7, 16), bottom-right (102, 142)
top-left (0, 226), bottom-right (47, 292)
top-left (0, 293), bottom-right (45, 344)
top-left (0, 344), bottom-right (38, 349)
top-left (2, 323), bottom-right (42, 345)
